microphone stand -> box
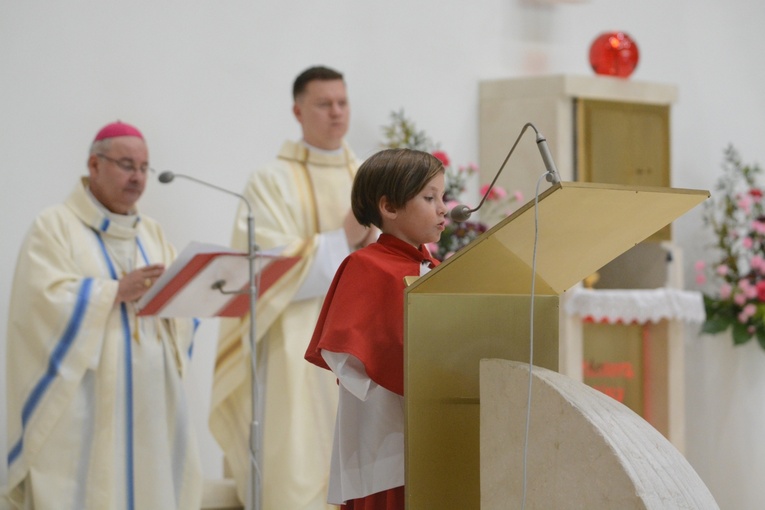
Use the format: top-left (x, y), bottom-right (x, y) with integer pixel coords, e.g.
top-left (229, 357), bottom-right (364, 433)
top-left (158, 171), bottom-right (262, 510)
top-left (448, 122), bottom-right (561, 222)
top-left (445, 125), bottom-right (559, 509)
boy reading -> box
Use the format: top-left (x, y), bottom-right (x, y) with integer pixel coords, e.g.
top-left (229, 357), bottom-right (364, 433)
top-left (305, 148), bottom-right (447, 509)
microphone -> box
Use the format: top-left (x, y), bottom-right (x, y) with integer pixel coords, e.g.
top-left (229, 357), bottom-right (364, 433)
top-left (535, 133), bottom-right (561, 185)
top-left (448, 204), bottom-right (473, 223)
top-left (158, 170), bottom-right (252, 216)
top-left (447, 122), bottom-right (561, 222)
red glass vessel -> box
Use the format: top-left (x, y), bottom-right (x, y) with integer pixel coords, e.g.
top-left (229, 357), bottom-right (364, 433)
top-left (589, 31), bottom-right (639, 78)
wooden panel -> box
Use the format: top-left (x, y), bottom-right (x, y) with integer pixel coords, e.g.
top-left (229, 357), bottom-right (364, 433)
top-left (577, 99), bottom-right (671, 240)
top-left (582, 322), bottom-right (645, 415)
top-left (581, 320), bottom-right (673, 441)
top-left (411, 182), bottom-right (707, 297)
top-left (405, 294), bottom-right (559, 510)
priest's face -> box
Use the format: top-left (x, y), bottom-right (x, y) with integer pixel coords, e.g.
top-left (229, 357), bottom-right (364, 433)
top-left (87, 136), bottom-right (149, 214)
top-left (293, 79), bottom-right (349, 150)
top-left (383, 173), bottom-right (447, 247)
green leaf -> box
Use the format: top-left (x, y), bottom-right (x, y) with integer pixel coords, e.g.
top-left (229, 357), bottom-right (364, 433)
top-left (732, 322), bottom-right (753, 345)
top-left (757, 329), bottom-right (765, 351)
top-left (701, 318), bottom-right (731, 334)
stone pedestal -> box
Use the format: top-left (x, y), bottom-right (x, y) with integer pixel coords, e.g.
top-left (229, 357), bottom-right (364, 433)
top-left (480, 359), bottom-right (718, 509)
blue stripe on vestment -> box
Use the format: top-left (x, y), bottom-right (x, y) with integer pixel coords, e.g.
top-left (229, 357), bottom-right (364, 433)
top-left (94, 231), bottom-right (136, 510)
top-left (136, 237), bottom-right (149, 266)
top-left (188, 318), bottom-right (201, 358)
top-left (7, 278), bottom-right (94, 466)
top-left (120, 301), bottom-right (134, 510)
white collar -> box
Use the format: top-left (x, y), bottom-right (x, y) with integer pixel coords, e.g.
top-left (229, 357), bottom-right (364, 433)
top-left (300, 139), bottom-right (344, 156)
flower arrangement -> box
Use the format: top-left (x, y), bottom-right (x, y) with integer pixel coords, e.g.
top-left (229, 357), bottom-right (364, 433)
top-left (380, 110), bottom-right (523, 261)
top-left (694, 145), bottom-right (765, 349)
top-left (380, 109), bottom-right (432, 152)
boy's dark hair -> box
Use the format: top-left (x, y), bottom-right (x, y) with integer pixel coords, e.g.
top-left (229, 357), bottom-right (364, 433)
top-left (293, 66), bottom-right (344, 100)
top-left (352, 148), bottom-right (445, 229)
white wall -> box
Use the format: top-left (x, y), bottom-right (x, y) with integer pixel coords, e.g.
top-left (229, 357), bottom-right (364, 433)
top-left (2, 0), bottom-right (764, 507)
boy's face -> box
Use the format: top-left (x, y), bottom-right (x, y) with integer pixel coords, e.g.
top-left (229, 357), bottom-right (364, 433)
top-left (381, 173), bottom-right (447, 247)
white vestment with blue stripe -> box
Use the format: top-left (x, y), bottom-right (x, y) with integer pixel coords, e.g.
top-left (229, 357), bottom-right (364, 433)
top-left (5, 178), bottom-right (201, 510)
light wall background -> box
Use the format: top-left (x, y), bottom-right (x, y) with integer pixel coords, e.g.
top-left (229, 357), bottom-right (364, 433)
top-left (1, 1), bottom-right (764, 508)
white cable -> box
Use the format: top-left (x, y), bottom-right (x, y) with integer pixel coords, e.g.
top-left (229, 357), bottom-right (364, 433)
top-left (521, 172), bottom-right (552, 510)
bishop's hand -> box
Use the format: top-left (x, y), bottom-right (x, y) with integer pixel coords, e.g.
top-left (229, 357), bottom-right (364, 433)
top-left (115, 263), bottom-right (165, 304)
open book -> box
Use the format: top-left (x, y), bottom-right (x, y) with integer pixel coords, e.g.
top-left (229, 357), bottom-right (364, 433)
top-left (137, 241), bottom-right (300, 318)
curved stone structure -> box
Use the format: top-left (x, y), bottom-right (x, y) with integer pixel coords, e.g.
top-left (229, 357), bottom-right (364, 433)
top-left (480, 359), bottom-right (718, 509)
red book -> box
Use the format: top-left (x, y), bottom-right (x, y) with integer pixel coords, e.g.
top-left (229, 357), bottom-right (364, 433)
top-left (137, 241), bottom-right (300, 318)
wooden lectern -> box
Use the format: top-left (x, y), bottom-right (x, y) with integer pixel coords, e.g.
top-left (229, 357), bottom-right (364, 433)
top-left (403, 181), bottom-right (708, 509)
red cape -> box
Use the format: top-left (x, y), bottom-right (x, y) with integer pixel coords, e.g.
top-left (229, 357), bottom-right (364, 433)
top-left (305, 234), bottom-right (439, 395)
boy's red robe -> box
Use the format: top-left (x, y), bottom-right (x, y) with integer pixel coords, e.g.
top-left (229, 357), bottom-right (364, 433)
top-left (305, 233), bottom-right (439, 396)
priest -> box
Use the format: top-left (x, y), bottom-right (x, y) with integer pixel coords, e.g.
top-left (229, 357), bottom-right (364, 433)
top-left (5, 121), bottom-right (202, 509)
top-left (210, 66), bottom-right (377, 509)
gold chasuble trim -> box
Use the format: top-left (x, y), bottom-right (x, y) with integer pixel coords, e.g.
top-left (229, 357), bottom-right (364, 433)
top-left (278, 142), bottom-right (356, 235)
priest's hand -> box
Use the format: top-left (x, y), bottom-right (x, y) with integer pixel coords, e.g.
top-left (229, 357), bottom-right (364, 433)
top-left (115, 264), bottom-right (166, 304)
top-left (359, 224), bottom-right (379, 248)
top-left (343, 209), bottom-right (375, 250)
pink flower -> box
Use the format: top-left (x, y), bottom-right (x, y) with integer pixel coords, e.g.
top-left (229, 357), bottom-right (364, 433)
top-left (443, 200), bottom-right (463, 226)
top-left (696, 274), bottom-right (707, 285)
top-left (739, 303), bottom-right (756, 323)
top-left (695, 260), bottom-right (706, 271)
top-left (479, 184), bottom-right (507, 201)
top-left (738, 193), bottom-right (753, 214)
top-left (716, 264), bottom-right (729, 276)
top-left (743, 237), bottom-right (754, 249)
top-left (753, 220), bottom-right (765, 234)
top-left (750, 188), bottom-right (763, 201)
top-left (432, 151), bottom-right (450, 167)
top-left (734, 293), bottom-right (747, 306)
top-left (752, 255), bottom-right (765, 273)
top-left (514, 191), bottom-right (524, 203)
top-left (445, 199), bottom-right (462, 212)
top-left (720, 283), bottom-right (732, 299)
top-left (757, 281), bottom-right (765, 301)
top-left (458, 163), bottom-right (478, 174)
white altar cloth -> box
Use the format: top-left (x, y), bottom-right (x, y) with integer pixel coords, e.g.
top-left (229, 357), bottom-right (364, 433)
top-left (564, 287), bottom-right (706, 325)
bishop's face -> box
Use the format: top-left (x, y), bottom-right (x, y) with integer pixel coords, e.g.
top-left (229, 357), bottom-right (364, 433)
top-left (293, 79), bottom-right (349, 151)
top-left (87, 136), bottom-right (149, 214)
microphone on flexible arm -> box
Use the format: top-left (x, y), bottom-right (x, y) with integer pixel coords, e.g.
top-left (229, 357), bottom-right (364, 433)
top-left (447, 122), bottom-right (561, 222)
top-left (157, 171), bottom-right (250, 199)
top-left (157, 170), bottom-right (264, 510)
top-left (450, 125), bottom-right (560, 510)
top-left (158, 171), bottom-right (256, 226)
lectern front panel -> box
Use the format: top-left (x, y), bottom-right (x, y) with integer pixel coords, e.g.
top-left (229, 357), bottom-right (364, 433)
top-left (404, 293), bottom-right (558, 509)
